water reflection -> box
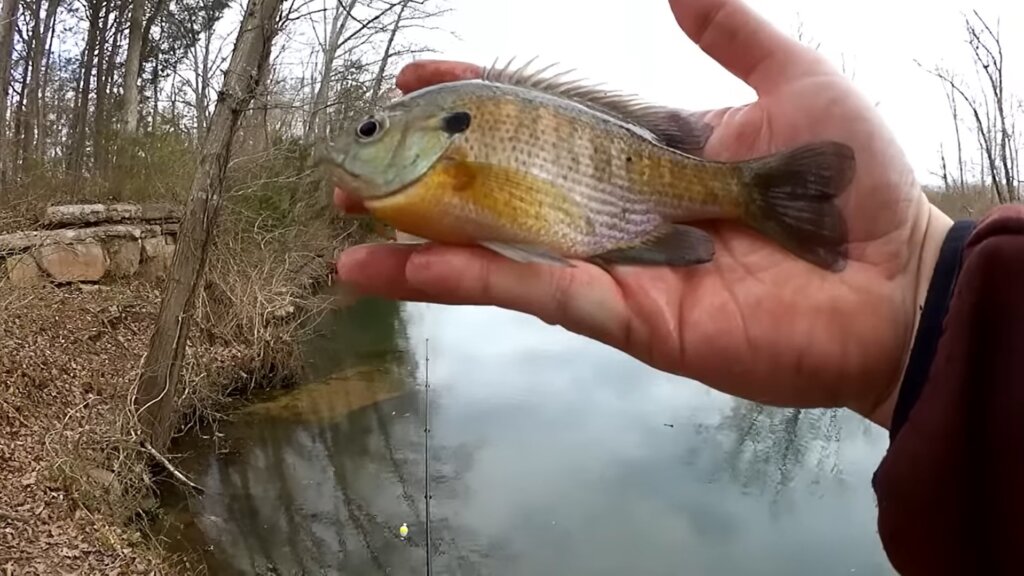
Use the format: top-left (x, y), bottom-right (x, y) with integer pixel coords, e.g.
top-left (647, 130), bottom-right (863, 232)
top-left (160, 299), bottom-right (896, 575)
top-left (692, 401), bottom-right (882, 519)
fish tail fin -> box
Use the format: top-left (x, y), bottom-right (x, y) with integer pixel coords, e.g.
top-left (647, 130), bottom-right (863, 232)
top-left (740, 141), bottom-right (855, 272)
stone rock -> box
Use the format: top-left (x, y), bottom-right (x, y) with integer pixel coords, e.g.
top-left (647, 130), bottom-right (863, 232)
top-left (140, 235), bottom-right (176, 281)
top-left (105, 238), bottom-right (141, 277)
top-left (41, 203), bottom-right (140, 226)
top-left (40, 202), bottom-right (183, 227)
top-left (4, 254), bottom-right (45, 286)
top-left (0, 224), bottom-right (162, 251)
top-left (34, 241), bottom-right (107, 282)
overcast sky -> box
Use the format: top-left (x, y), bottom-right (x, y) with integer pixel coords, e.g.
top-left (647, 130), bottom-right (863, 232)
top-left (396, 0), bottom-right (1021, 187)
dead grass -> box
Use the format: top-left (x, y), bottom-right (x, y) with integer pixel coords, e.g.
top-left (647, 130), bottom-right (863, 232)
top-left (925, 183), bottom-right (1005, 219)
top-left (0, 190), bottom-right (377, 573)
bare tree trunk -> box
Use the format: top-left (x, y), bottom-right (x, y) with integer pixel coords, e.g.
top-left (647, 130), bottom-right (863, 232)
top-left (369, 0), bottom-right (409, 102)
top-left (21, 0), bottom-right (58, 170)
top-left (938, 144), bottom-right (950, 192)
top-left (121, 0), bottom-right (146, 136)
top-left (17, 0), bottom-right (42, 171)
top-left (0, 0), bottom-right (20, 191)
top-left (191, 25), bottom-right (215, 138)
top-left (37, 5), bottom-right (57, 161)
top-left (150, 54), bottom-right (159, 132)
top-left (69, 0), bottom-right (102, 176)
top-left (133, 0), bottom-right (285, 452)
top-left (137, 0), bottom-right (167, 68)
top-left (93, 0), bottom-right (117, 177)
top-left (303, 0), bottom-right (358, 145)
top-left (10, 34), bottom-right (30, 178)
top-left (965, 13), bottom-right (1011, 201)
top-left (947, 86), bottom-right (966, 192)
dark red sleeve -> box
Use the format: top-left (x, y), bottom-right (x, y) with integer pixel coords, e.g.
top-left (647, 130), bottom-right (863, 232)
top-left (873, 204), bottom-right (1024, 575)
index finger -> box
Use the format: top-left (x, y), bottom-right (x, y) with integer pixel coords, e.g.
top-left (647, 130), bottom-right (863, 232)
top-left (333, 187), bottom-right (368, 214)
top-left (396, 60), bottom-right (484, 94)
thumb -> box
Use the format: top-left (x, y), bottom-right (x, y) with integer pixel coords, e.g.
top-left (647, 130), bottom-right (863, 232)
top-left (669, 0), bottom-right (833, 94)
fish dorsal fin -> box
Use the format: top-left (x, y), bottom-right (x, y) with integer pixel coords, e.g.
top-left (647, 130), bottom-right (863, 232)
top-left (480, 57), bottom-right (713, 154)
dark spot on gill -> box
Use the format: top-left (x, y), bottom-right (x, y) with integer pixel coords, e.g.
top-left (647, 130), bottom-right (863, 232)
top-left (626, 156), bottom-right (633, 163)
top-left (442, 111), bottom-right (472, 135)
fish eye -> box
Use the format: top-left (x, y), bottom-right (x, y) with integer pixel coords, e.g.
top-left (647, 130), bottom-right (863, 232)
top-left (356, 116), bottom-right (386, 140)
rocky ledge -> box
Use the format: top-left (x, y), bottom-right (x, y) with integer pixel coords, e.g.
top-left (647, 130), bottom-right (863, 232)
top-left (0, 203), bottom-right (182, 286)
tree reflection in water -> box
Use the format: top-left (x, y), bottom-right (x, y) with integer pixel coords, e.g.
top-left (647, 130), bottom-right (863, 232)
top-left (693, 400), bottom-right (879, 516)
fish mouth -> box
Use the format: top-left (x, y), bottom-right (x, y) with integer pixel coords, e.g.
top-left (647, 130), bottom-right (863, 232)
top-left (321, 163), bottom-right (372, 200)
top-left (313, 143), bottom-right (377, 200)
top-left (316, 137), bottom-right (443, 202)
top-left (320, 160), bottom-right (410, 203)
top-left (322, 158), bottom-right (437, 203)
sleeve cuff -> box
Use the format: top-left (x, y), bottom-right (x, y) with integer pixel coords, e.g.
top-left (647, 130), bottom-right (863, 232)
top-left (889, 218), bottom-right (975, 440)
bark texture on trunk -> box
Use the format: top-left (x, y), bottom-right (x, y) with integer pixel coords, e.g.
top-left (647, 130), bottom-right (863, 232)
top-left (133, 0), bottom-right (284, 452)
top-left (0, 0), bottom-right (21, 189)
top-left (121, 0), bottom-right (146, 136)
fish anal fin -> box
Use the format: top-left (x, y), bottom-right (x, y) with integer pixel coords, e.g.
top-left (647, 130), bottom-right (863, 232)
top-left (480, 241), bottom-right (575, 267)
top-left (480, 58), bottom-right (713, 154)
top-left (588, 224), bottom-right (715, 268)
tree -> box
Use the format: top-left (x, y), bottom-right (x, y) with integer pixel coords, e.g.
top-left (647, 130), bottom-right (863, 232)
top-left (304, 0), bottom-right (359, 145)
top-left (0, 0), bottom-right (19, 190)
top-left (133, 0), bottom-right (286, 452)
top-left (121, 0), bottom-right (147, 137)
top-left (920, 10), bottom-right (1020, 203)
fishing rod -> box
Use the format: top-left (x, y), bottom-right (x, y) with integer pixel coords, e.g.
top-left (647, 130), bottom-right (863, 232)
top-left (423, 337), bottom-right (433, 576)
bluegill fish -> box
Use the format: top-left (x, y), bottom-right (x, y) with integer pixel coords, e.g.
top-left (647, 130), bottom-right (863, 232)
top-left (318, 59), bottom-right (856, 271)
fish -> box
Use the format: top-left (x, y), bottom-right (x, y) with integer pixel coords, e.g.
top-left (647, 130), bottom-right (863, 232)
top-left (316, 58), bottom-right (856, 271)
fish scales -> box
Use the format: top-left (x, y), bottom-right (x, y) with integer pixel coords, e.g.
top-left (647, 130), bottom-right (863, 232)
top-left (318, 60), bottom-right (856, 271)
top-left (448, 84), bottom-right (729, 254)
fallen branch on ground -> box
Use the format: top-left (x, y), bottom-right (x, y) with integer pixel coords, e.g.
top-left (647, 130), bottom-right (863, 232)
top-left (139, 440), bottom-right (205, 493)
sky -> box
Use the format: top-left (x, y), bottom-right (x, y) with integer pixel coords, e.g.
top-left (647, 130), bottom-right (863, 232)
top-left (393, 0), bottom-right (1022, 187)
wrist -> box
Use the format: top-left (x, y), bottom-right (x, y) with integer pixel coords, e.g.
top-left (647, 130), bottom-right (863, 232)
top-left (868, 199), bottom-right (955, 429)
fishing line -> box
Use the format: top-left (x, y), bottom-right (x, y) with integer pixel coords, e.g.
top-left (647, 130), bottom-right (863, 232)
top-left (423, 337), bottom-right (433, 576)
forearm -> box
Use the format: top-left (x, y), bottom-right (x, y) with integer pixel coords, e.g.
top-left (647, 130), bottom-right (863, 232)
top-left (873, 203), bottom-right (1024, 575)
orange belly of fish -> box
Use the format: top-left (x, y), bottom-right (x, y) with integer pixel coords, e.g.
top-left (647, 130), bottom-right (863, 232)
top-left (364, 181), bottom-right (480, 245)
top-left (363, 159), bottom-right (569, 246)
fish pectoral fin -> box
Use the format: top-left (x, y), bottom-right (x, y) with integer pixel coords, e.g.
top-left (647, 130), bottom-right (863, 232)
top-left (587, 224), bottom-right (715, 267)
top-left (479, 241), bottom-right (576, 267)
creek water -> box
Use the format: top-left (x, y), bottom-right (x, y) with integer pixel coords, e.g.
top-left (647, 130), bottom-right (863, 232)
top-left (157, 296), bottom-right (895, 575)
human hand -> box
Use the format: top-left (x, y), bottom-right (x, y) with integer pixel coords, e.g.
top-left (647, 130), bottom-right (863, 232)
top-left (333, 0), bottom-right (953, 428)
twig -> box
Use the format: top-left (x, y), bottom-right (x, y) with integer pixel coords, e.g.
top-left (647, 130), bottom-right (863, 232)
top-left (0, 508), bottom-right (30, 523)
top-left (0, 398), bottom-right (31, 428)
top-left (140, 440), bottom-right (205, 493)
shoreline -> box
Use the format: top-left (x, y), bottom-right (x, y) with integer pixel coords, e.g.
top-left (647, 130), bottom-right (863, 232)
top-left (0, 240), bottom-right (365, 574)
